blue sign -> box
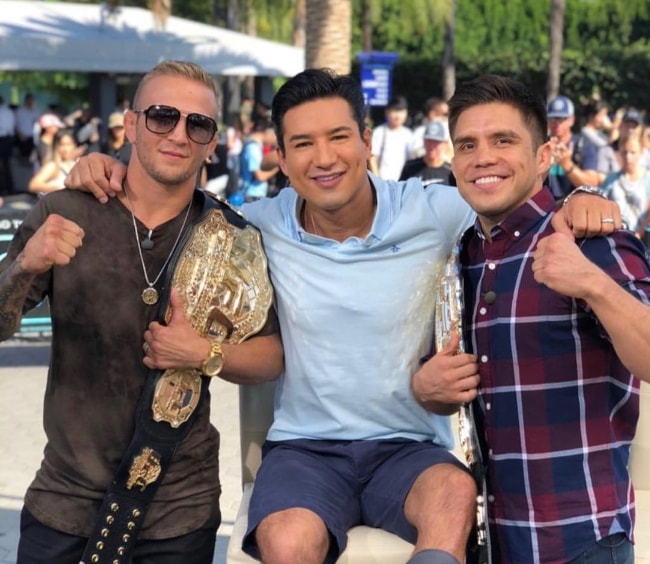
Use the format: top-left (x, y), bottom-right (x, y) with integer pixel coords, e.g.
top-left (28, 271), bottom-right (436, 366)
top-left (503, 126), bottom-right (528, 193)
top-left (357, 52), bottom-right (400, 107)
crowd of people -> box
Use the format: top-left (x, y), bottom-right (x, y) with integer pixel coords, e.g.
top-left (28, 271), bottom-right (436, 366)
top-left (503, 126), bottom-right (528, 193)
top-left (0, 93), bottom-right (129, 201)
top-left (1, 61), bottom-right (649, 564)
top-left (367, 89), bottom-right (650, 247)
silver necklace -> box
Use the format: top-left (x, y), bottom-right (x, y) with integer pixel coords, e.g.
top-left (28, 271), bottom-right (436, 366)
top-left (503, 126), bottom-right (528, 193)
top-left (124, 185), bottom-right (192, 305)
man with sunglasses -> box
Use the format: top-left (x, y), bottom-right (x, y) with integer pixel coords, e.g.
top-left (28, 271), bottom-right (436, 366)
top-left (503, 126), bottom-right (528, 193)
top-left (0, 60), bottom-right (283, 564)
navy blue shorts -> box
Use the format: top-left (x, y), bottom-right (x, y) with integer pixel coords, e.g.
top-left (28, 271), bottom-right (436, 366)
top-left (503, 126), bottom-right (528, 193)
top-left (243, 438), bottom-right (468, 563)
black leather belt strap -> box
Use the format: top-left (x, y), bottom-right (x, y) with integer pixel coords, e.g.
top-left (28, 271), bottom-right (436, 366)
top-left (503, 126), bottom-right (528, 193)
top-left (80, 368), bottom-right (210, 563)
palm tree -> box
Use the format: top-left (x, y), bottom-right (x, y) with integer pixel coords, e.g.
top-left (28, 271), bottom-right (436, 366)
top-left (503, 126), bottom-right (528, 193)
top-left (441, 0), bottom-right (455, 100)
top-left (147, 0), bottom-right (171, 31)
top-left (293, 0), bottom-right (306, 48)
top-left (548, 0), bottom-right (566, 99)
top-left (305, 0), bottom-right (352, 74)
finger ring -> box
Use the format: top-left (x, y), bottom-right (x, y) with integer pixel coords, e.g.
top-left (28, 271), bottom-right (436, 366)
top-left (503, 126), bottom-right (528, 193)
top-left (601, 218), bottom-right (615, 224)
top-left (143, 343), bottom-right (150, 354)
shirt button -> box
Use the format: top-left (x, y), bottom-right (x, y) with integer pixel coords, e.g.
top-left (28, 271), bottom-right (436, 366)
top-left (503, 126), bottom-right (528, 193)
top-left (488, 448), bottom-right (493, 456)
top-left (488, 262), bottom-right (496, 270)
top-left (479, 307), bottom-right (487, 315)
top-left (485, 402), bottom-right (491, 410)
top-left (514, 230), bottom-right (521, 237)
top-left (488, 495), bottom-right (495, 503)
top-left (481, 355), bottom-right (488, 363)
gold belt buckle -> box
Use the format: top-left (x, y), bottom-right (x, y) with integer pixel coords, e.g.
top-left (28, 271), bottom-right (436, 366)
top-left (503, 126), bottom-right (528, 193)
top-left (151, 209), bottom-right (273, 427)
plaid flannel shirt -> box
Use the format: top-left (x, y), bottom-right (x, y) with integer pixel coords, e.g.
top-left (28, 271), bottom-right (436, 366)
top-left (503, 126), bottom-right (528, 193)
top-left (461, 188), bottom-right (650, 563)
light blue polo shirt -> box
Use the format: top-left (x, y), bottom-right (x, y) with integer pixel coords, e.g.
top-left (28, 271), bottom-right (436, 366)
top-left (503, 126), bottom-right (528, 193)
top-left (242, 174), bottom-right (474, 448)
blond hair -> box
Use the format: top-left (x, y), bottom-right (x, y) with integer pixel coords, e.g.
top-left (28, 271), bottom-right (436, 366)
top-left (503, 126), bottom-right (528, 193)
top-left (132, 60), bottom-right (221, 116)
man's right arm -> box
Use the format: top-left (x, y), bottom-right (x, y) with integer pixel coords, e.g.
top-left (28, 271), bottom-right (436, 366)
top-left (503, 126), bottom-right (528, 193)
top-left (0, 254), bottom-right (37, 340)
top-left (0, 214), bottom-right (84, 341)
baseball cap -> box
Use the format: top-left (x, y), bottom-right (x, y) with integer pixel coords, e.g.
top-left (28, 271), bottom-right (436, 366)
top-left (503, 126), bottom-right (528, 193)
top-left (547, 96), bottom-right (575, 119)
top-left (39, 113), bottom-right (65, 130)
top-left (108, 111), bottom-right (125, 129)
top-left (622, 108), bottom-right (643, 125)
top-left (423, 119), bottom-right (448, 142)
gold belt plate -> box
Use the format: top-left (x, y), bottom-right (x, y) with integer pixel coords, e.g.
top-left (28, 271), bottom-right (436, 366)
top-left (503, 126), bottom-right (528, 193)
top-left (127, 447), bottom-right (162, 491)
top-left (152, 209), bottom-right (273, 427)
top-left (151, 368), bottom-right (203, 428)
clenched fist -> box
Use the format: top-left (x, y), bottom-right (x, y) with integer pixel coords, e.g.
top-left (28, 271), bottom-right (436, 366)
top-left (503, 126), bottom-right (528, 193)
top-left (21, 214), bottom-right (85, 274)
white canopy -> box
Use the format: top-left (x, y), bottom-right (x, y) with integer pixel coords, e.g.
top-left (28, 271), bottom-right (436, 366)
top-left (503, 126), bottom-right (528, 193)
top-left (0, 0), bottom-right (305, 76)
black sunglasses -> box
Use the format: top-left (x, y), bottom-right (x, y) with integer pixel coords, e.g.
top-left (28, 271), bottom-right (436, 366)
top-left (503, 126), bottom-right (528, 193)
top-left (132, 105), bottom-right (217, 145)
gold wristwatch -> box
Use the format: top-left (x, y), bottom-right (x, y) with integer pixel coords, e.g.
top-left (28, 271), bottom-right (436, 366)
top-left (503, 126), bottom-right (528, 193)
top-left (201, 339), bottom-right (224, 377)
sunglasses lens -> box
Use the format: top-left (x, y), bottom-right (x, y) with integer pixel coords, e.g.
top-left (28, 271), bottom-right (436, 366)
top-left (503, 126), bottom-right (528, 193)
top-left (187, 114), bottom-right (217, 144)
top-left (146, 106), bottom-right (180, 134)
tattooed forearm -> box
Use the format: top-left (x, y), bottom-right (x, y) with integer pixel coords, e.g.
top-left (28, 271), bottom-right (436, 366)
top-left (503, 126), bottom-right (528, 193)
top-left (0, 252), bottom-right (36, 341)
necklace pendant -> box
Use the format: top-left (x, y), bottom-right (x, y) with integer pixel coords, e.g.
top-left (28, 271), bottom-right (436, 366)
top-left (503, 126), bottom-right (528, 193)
top-left (142, 287), bottom-right (159, 305)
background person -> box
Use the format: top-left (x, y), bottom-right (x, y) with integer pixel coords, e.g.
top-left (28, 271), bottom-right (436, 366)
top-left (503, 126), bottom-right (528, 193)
top-left (14, 93), bottom-right (39, 160)
top-left (100, 110), bottom-right (127, 159)
top-left (236, 119), bottom-right (278, 204)
top-left (0, 95), bottom-right (16, 196)
top-left (410, 97), bottom-right (450, 159)
top-left (547, 95), bottom-right (602, 198)
top-left (602, 134), bottom-right (650, 244)
top-left (369, 95), bottom-right (414, 181)
top-left (28, 128), bottom-right (78, 195)
top-left (33, 112), bottom-right (66, 171)
top-left (399, 119), bottom-right (454, 186)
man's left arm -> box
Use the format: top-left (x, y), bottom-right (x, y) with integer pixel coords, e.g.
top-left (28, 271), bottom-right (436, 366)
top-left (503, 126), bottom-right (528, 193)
top-left (532, 231), bottom-right (650, 382)
top-left (552, 187), bottom-right (622, 238)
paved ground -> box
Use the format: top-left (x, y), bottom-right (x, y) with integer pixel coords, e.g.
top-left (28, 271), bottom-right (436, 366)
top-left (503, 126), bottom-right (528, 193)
top-left (0, 337), bottom-right (242, 564)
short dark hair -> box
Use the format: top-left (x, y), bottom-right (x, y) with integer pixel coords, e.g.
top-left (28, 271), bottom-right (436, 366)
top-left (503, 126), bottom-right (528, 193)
top-left (582, 99), bottom-right (607, 122)
top-left (448, 75), bottom-right (548, 149)
top-left (423, 97), bottom-right (445, 114)
top-left (271, 68), bottom-right (366, 153)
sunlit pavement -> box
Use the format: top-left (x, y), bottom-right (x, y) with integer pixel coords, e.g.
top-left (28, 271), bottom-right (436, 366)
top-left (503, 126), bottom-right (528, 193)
top-left (0, 337), bottom-right (242, 564)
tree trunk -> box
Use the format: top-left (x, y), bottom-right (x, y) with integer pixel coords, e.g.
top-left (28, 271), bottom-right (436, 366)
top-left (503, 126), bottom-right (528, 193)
top-left (224, 0), bottom-right (244, 116)
top-left (548, 0), bottom-right (566, 100)
top-left (361, 0), bottom-right (373, 52)
top-left (147, 0), bottom-right (171, 31)
top-left (305, 0), bottom-right (352, 74)
top-left (293, 0), bottom-right (306, 47)
top-left (442, 0), bottom-right (456, 100)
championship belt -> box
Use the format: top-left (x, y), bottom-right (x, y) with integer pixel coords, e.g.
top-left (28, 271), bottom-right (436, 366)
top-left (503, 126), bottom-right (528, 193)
top-left (434, 241), bottom-right (491, 564)
top-left (81, 198), bottom-right (273, 564)
top-left (152, 208), bottom-right (273, 428)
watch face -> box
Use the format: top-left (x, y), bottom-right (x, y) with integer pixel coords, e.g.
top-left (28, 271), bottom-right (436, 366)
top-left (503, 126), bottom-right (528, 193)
top-left (204, 354), bottom-right (223, 376)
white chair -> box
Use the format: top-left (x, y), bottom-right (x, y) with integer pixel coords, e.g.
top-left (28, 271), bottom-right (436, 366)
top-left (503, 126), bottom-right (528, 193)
top-left (226, 381), bottom-right (415, 564)
top-left (631, 380), bottom-right (650, 563)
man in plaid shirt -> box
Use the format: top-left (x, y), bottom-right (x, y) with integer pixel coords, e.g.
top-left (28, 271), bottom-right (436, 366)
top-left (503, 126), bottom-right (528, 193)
top-left (415, 75), bottom-right (650, 563)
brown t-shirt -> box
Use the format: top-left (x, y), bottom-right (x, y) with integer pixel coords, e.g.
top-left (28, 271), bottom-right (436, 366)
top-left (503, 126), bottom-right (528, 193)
top-left (1, 189), bottom-right (277, 539)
